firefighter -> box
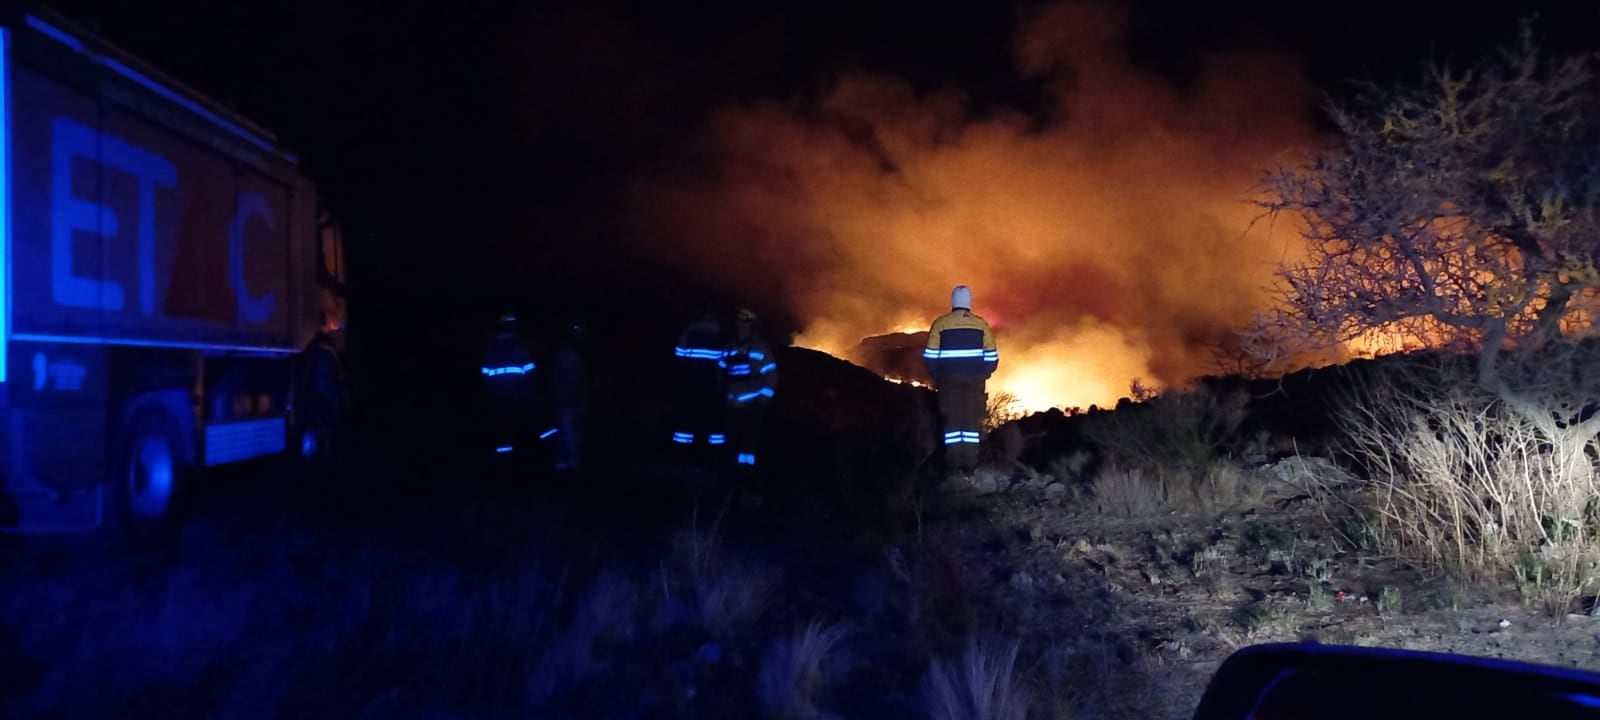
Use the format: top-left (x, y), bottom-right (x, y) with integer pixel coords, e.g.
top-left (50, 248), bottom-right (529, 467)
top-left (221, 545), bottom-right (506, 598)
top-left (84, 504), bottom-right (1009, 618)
top-left (547, 318), bottom-right (589, 474)
top-left (298, 309), bottom-right (348, 464)
top-left (670, 304), bottom-right (733, 461)
top-left (723, 308), bottom-right (779, 480)
top-left (923, 285), bottom-right (999, 473)
top-left (481, 312), bottom-right (540, 458)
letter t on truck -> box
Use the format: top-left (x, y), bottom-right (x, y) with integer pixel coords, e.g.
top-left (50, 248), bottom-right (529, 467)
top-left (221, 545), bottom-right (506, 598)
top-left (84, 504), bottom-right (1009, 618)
top-left (0, 9), bottom-right (348, 537)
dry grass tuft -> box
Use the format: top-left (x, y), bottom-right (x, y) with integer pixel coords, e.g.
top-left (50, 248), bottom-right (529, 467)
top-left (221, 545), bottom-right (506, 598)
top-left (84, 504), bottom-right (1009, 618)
top-left (1335, 364), bottom-right (1600, 615)
top-left (756, 621), bottom-right (849, 720)
top-left (1091, 465), bottom-right (1163, 518)
top-left (921, 637), bottom-right (1029, 720)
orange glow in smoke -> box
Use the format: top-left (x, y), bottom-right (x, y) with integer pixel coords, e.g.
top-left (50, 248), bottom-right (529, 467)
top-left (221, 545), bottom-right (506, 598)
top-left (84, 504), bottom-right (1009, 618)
top-left (632, 1), bottom-right (1318, 411)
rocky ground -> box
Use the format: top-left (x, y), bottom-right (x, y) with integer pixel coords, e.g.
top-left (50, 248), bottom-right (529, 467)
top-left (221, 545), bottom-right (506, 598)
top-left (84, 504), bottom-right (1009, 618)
top-left (930, 454), bottom-right (1600, 719)
top-left (5, 349), bottom-right (1600, 719)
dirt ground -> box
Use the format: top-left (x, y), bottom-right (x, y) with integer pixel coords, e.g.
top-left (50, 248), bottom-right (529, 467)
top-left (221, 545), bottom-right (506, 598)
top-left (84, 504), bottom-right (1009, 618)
top-left (8, 452), bottom-right (1600, 718)
top-left (926, 456), bottom-right (1600, 719)
top-left (8, 347), bottom-right (1600, 718)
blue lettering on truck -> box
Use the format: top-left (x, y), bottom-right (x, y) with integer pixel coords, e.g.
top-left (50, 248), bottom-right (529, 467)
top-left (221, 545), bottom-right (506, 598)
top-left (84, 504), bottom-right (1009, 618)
top-left (50, 116), bottom-right (176, 313)
top-left (10, 61), bottom-right (295, 351)
top-left (228, 191), bottom-right (277, 324)
top-left (50, 116), bottom-right (278, 323)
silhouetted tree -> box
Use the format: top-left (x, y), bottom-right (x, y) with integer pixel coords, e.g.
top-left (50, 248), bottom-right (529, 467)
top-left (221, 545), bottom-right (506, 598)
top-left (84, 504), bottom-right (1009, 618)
top-left (1260, 22), bottom-right (1600, 435)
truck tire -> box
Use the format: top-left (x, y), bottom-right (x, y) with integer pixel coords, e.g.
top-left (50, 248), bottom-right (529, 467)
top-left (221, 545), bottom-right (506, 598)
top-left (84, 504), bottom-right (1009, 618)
top-left (298, 421), bottom-right (320, 461)
top-left (111, 410), bottom-right (188, 542)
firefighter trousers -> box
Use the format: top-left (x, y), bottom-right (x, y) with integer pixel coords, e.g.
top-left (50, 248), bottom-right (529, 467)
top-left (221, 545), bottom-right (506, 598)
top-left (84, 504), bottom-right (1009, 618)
top-left (727, 403), bottom-right (766, 469)
top-left (553, 403), bottom-right (586, 471)
top-left (936, 375), bottom-right (986, 471)
top-left (486, 389), bottom-right (535, 454)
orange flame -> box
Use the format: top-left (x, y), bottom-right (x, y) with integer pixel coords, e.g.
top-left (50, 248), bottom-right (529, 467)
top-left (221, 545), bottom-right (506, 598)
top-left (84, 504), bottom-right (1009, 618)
top-left (630, 1), bottom-right (1317, 411)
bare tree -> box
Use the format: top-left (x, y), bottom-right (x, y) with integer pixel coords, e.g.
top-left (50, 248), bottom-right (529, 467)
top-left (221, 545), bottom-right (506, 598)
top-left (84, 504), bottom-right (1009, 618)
top-left (1260, 22), bottom-right (1600, 433)
top-left (1263, 25), bottom-right (1600, 597)
top-left (1206, 313), bottom-right (1304, 378)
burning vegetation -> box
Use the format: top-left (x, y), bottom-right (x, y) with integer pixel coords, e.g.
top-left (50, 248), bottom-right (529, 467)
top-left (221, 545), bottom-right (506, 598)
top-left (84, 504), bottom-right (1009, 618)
top-left (630, 1), bottom-right (1317, 411)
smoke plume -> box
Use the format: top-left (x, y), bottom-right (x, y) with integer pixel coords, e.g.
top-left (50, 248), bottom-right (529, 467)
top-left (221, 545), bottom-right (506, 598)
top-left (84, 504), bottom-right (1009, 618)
top-left (628, 1), bottom-right (1318, 410)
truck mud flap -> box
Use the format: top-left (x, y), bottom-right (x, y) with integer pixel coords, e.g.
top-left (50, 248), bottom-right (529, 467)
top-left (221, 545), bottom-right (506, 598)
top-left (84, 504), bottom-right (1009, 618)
top-left (0, 485), bottom-right (102, 533)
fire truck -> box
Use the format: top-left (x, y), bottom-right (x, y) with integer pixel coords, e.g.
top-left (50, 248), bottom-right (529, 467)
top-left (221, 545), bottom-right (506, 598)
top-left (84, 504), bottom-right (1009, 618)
top-left (0, 8), bottom-right (348, 536)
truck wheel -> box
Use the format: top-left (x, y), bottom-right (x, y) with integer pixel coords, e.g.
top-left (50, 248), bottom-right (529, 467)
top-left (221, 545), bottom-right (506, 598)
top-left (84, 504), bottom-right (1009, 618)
top-left (112, 411), bottom-right (188, 540)
top-left (299, 423), bottom-right (320, 460)
top-left (297, 416), bottom-right (336, 470)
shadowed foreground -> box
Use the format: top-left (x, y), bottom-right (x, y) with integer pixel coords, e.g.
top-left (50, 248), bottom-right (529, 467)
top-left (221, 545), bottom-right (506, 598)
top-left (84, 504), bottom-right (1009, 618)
top-left (9, 350), bottom-right (1600, 719)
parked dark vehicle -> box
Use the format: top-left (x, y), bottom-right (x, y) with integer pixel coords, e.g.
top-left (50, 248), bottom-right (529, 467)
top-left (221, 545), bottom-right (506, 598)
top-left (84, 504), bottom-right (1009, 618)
top-left (1195, 643), bottom-right (1600, 719)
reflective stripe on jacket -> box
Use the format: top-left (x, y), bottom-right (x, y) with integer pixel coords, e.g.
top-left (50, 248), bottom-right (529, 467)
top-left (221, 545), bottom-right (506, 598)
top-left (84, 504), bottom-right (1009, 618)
top-left (483, 332), bottom-right (536, 380)
top-left (675, 319), bottom-right (731, 390)
top-left (923, 310), bottom-right (998, 380)
top-left (724, 340), bottom-right (778, 406)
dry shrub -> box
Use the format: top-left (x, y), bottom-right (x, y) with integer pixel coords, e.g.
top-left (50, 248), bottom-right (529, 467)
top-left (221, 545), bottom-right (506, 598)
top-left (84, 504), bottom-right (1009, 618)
top-left (1334, 360), bottom-right (1600, 613)
top-left (984, 391), bottom-right (1024, 433)
top-left (1091, 464), bottom-right (1163, 518)
top-left (529, 571), bottom-right (641, 700)
top-left (987, 422), bottom-right (1025, 466)
top-left (669, 512), bottom-right (778, 637)
top-left (1081, 383), bottom-right (1250, 494)
top-left (1254, 23), bottom-right (1600, 613)
top-left (1049, 449), bottom-right (1093, 484)
top-left (921, 638), bottom-right (1029, 720)
top-left (1089, 457), bottom-right (1257, 517)
top-left (756, 621), bottom-right (849, 720)
top-left (695, 559), bottom-right (779, 638)
top-left (1197, 460), bottom-right (1260, 511)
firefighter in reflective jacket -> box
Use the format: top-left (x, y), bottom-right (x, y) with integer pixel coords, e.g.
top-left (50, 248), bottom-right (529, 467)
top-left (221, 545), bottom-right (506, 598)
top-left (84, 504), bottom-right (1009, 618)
top-left (482, 313), bottom-right (540, 456)
top-left (671, 305), bottom-right (733, 454)
top-left (723, 308), bottom-right (778, 471)
top-left (923, 285), bottom-right (998, 472)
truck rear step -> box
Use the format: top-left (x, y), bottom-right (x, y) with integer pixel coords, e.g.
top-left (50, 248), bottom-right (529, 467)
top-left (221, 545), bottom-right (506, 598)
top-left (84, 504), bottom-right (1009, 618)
top-left (205, 416), bottom-right (288, 466)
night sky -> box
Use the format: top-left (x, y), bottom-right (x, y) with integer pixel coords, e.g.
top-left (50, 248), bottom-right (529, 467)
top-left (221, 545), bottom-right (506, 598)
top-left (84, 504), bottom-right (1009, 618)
top-left (37, 0), bottom-right (1600, 403)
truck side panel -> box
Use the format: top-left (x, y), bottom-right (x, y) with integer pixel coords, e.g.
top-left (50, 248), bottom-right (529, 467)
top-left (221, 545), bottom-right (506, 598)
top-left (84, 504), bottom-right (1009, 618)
top-left (5, 339), bottom-right (111, 493)
top-left (1, 15), bottom-right (324, 532)
top-left (5, 338), bottom-right (202, 492)
top-left (10, 63), bottom-right (296, 351)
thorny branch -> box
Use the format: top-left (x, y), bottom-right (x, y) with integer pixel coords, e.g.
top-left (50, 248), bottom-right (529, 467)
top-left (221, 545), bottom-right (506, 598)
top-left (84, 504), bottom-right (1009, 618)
top-left (1257, 21), bottom-right (1600, 423)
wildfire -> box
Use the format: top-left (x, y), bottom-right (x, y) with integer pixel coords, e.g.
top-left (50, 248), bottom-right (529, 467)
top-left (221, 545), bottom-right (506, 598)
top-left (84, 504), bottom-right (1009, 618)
top-left (988, 324), bottom-right (1161, 411)
top-left (630, 0), bottom-right (1317, 411)
top-left (800, 317), bottom-right (1163, 411)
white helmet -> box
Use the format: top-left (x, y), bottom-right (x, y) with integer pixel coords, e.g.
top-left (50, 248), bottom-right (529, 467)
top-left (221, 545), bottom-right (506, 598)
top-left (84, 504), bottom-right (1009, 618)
top-left (951, 285), bottom-right (972, 310)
